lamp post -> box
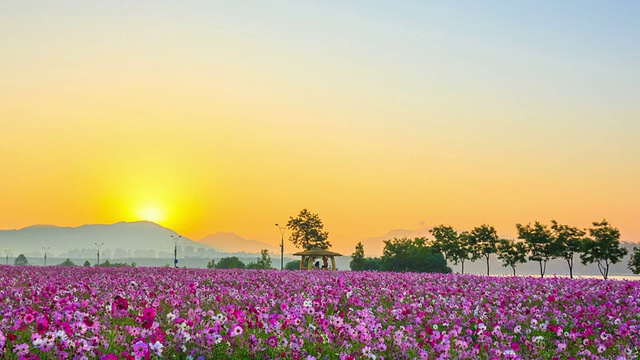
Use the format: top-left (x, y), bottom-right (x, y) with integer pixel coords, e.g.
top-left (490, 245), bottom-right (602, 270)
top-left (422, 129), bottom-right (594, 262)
top-left (42, 246), bottom-right (50, 266)
top-left (275, 224), bottom-right (286, 270)
top-left (171, 235), bottom-right (181, 268)
top-left (94, 242), bottom-right (104, 266)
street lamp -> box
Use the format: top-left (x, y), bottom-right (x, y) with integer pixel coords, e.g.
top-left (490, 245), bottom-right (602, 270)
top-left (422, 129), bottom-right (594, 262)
top-left (171, 235), bottom-right (181, 268)
top-left (94, 242), bottom-right (104, 266)
top-left (275, 224), bottom-right (286, 270)
top-left (42, 246), bottom-right (50, 266)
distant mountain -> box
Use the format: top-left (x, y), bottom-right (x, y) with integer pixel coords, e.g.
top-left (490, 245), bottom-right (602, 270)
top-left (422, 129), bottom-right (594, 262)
top-left (0, 221), bottom-right (210, 258)
top-left (198, 232), bottom-right (278, 254)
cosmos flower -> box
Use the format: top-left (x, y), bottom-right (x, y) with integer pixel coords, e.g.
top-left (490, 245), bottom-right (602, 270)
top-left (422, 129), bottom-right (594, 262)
top-left (0, 266), bottom-right (636, 359)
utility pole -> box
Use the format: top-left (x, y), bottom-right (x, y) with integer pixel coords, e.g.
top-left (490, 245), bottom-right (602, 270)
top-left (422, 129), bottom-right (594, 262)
top-left (42, 246), bottom-right (50, 266)
top-left (171, 235), bottom-right (181, 268)
top-left (94, 242), bottom-right (104, 266)
top-left (275, 224), bottom-right (286, 270)
top-left (4, 250), bottom-right (9, 265)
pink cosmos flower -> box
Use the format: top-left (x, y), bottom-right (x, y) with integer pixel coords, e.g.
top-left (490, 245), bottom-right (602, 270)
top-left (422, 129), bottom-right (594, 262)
top-left (132, 340), bottom-right (149, 357)
top-left (267, 336), bottom-right (278, 347)
top-left (143, 307), bottom-right (156, 318)
top-left (229, 324), bottom-right (244, 337)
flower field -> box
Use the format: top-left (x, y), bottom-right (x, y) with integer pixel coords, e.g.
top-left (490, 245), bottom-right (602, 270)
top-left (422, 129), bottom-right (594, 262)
top-left (0, 266), bottom-right (638, 359)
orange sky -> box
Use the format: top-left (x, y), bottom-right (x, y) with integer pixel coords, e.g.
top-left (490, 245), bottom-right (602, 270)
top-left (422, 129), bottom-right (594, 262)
top-left (1, 2), bottom-right (639, 254)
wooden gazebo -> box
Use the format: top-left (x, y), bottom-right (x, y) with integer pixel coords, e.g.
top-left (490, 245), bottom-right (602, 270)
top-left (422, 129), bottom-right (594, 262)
top-left (293, 248), bottom-right (343, 270)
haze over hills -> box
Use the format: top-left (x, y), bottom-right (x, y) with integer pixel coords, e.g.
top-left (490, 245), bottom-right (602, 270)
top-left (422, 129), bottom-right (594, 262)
top-left (198, 232), bottom-right (279, 254)
top-left (0, 222), bottom-right (286, 261)
top-left (1, 221), bottom-right (636, 276)
top-left (0, 221), bottom-right (205, 257)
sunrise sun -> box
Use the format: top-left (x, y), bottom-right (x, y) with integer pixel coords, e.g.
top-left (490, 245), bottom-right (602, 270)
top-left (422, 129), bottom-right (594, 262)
top-left (136, 206), bottom-right (167, 224)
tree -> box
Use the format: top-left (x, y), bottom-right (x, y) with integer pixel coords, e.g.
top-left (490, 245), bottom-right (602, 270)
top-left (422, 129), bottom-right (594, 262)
top-left (467, 225), bottom-right (499, 275)
top-left (454, 231), bottom-right (474, 274)
top-left (362, 257), bottom-right (382, 271)
top-left (496, 239), bottom-right (527, 276)
top-left (381, 237), bottom-right (417, 272)
top-left (259, 249), bottom-right (272, 269)
top-left (580, 220), bottom-right (628, 279)
top-left (350, 242), bottom-right (365, 271)
top-left (431, 225), bottom-right (472, 274)
top-left (380, 237), bottom-right (451, 273)
top-left (429, 225), bottom-right (458, 264)
top-left (83, 260), bottom-right (91, 267)
top-left (216, 256), bottom-right (246, 269)
top-left (247, 249), bottom-right (272, 269)
top-left (550, 220), bottom-right (586, 278)
top-left (14, 254), bottom-right (28, 266)
top-left (60, 258), bottom-right (76, 266)
top-left (628, 247), bottom-right (640, 275)
top-left (517, 221), bottom-right (555, 278)
top-left (286, 209), bottom-right (330, 251)
top-left (285, 260), bottom-right (301, 270)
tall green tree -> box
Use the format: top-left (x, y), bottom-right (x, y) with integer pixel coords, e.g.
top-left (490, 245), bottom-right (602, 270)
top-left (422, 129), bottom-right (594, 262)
top-left (381, 237), bottom-right (415, 272)
top-left (429, 225), bottom-right (458, 264)
top-left (350, 242), bottom-right (366, 271)
top-left (431, 225), bottom-right (472, 274)
top-left (247, 249), bottom-right (272, 269)
top-left (216, 256), bottom-right (246, 269)
top-left (14, 254), bottom-right (28, 266)
top-left (287, 209), bottom-right (330, 250)
top-left (362, 257), bottom-right (382, 271)
top-left (550, 220), bottom-right (586, 278)
top-left (580, 220), bottom-right (628, 279)
top-left (628, 247), bottom-right (640, 275)
top-left (516, 221), bottom-right (555, 278)
top-left (380, 237), bottom-right (450, 273)
top-left (496, 239), bottom-right (527, 276)
top-left (455, 231), bottom-right (474, 274)
top-left (467, 225), bottom-right (499, 275)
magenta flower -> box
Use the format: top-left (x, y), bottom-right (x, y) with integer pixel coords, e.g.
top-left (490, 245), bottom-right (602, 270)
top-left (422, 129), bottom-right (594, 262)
top-left (132, 340), bottom-right (149, 358)
top-left (23, 313), bottom-right (35, 324)
top-left (267, 335), bottom-right (278, 347)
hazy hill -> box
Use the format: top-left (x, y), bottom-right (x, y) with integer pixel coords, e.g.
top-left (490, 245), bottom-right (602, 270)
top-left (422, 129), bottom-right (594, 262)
top-left (198, 232), bottom-right (279, 254)
top-left (0, 221), bottom-right (210, 258)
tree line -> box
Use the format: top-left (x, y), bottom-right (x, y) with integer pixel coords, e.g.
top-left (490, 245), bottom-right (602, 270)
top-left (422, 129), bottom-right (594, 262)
top-left (350, 237), bottom-right (451, 273)
top-left (207, 249), bottom-right (273, 270)
top-left (281, 210), bottom-right (639, 278)
top-left (9, 254), bottom-right (137, 267)
top-left (351, 219), bottom-right (636, 279)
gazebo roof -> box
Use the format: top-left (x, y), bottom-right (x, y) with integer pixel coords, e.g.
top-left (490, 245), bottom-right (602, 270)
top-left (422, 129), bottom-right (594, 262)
top-left (292, 248), bottom-right (343, 257)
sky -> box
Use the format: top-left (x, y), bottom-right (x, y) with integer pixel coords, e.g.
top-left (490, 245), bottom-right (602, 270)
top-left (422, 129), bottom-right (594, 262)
top-left (1, 1), bottom-right (639, 254)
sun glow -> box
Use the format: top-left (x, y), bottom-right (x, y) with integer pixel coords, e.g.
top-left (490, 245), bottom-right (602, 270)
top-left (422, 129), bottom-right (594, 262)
top-left (136, 206), bottom-right (167, 224)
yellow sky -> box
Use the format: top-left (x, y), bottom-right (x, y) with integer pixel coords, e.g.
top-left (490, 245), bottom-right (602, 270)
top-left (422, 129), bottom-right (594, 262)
top-left (1, 2), bottom-right (639, 254)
